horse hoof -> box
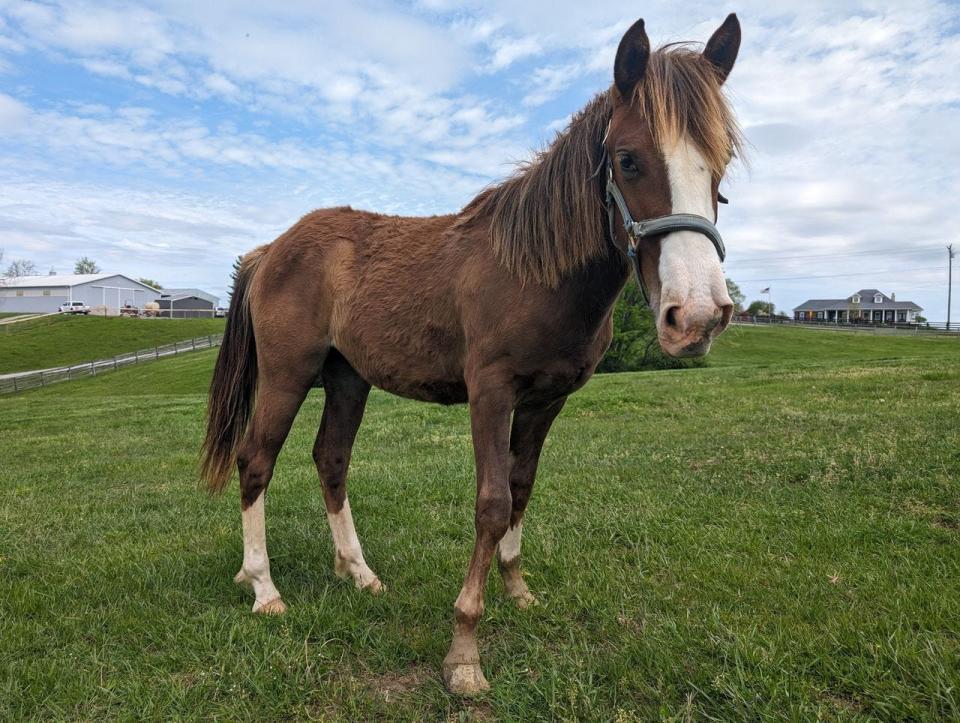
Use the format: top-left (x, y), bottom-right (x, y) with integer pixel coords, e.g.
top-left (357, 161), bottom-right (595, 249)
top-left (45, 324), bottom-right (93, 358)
top-left (253, 597), bottom-right (287, 615)
top-left (443, 663), bottom-right (490, 696)
top-left (512, 590), bottom-right (538, 609)
top-left (362, 577), bottom-right (385, 595)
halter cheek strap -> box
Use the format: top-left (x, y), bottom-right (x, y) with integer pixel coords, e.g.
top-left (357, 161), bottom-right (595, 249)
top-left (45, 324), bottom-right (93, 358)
top-left (605, 157), bottom-right (726, 306)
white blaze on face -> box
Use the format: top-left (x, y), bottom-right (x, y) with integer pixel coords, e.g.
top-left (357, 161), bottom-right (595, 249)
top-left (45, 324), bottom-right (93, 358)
top-left (657, 139), bottom-right (730, 313)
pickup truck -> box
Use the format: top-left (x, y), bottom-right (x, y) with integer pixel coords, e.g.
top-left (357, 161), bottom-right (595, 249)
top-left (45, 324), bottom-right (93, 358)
top-left (59, 301), bottom-right (91, 315)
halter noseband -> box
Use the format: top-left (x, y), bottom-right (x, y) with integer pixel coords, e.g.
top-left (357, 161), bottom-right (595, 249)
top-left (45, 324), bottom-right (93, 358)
top-left (604, 155), bottom-right (726, 306)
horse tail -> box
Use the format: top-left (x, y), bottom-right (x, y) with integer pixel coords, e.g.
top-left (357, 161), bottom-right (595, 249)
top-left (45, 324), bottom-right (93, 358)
top-left (201, 246), bottom-right (268, 494)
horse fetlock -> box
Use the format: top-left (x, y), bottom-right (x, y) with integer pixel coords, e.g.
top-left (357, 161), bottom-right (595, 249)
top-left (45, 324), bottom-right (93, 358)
top-left (499, 558), bottom-right (537, 608)
top-left (335, 552), bottom-right (384, 594)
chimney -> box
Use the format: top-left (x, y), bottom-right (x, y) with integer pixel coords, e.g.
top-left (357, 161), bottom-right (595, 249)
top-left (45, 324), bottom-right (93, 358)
top-left (49, 268), bottom-right (56, 275)
top-left (891, 292), bottom-right (896, 301)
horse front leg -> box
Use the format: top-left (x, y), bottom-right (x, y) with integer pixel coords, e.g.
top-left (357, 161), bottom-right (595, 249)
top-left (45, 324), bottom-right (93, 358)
top-left (498, 397), bottom-right (566, 608)
top-left (443, 382), bottom-right (513, 695)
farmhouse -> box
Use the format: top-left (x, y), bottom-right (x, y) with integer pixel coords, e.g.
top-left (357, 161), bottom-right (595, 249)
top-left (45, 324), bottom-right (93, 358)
top-left (0, 273), bottom-right (161, 314)
top-left (157, 288), bottom-right (220, 318)
top-left (793, 289), bottom-right (922, 324)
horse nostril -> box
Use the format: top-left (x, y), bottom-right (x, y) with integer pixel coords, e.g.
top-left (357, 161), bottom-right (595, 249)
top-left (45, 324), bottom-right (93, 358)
top-left (664, 305), bottom-right (680, 330)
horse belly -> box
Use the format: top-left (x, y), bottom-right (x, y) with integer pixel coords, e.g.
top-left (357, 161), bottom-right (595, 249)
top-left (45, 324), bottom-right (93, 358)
top-left (333, 322), bottom-right (467, 405)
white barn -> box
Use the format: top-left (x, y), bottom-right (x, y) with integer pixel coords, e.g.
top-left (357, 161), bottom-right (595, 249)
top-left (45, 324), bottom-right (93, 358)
top-left (0, 273), bottom-right (162, 314)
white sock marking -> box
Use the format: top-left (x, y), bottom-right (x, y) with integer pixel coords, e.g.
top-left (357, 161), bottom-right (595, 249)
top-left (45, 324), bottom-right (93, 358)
top-left (327, 497), bottom-right (379, 589)
top-left (498, 521), bottom-right (523, 564)
top-left (238, 494), bottom-right (282, 610)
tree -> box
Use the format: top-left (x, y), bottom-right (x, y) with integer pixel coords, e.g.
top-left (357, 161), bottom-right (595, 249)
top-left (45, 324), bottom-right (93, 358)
top-left (725, 277), bottom-right (745, 312)
top-left (138, 278), bottom-right (162, 289)
top-left (74, 257), bottom-right (100, 274)
top-left (915, 315), bottom-right (927, 324)
top-left (5, 258), bottom-right (37, 277)
top-left (598, 282), bottom-right (706, 373)
top-left (746, 300), bottom-right (775, 316)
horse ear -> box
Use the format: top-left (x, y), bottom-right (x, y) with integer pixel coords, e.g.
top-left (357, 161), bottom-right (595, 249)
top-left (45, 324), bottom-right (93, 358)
top-left (614, 18), bottom-right (650, 100)
top-left (703, 13), bottom-right (741, 83)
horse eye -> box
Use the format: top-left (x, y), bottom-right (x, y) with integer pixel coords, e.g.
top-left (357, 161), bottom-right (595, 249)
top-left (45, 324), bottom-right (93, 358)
top-left (618, 154), bottom-right (638, 173)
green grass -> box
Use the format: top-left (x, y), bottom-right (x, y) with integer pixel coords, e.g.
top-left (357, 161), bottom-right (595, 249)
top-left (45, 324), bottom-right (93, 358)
top-left (0, 315), bottom-right (225, 373)
top-left (2, 326), bottom-right (958, 720)
top-left (0, 312), bottom-right (36, 319)
top-left (711, 323), bottom-right (958, 368)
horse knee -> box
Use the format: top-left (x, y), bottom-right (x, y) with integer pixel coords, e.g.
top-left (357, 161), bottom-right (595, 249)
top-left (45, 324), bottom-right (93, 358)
top-left (475, 491), bottom-right (512, 543)
top-left (314, 448), bottom-right (347, 482)
top-left (238, 449), bottom-right (275, 508)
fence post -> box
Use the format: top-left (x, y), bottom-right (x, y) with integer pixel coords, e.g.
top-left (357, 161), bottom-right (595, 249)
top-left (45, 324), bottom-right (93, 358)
top-left (91, 361), bottom-right (96, 376)
top-left (113, 357), bottom-right (118, 371)
top-left (12, 376), bottom-right (17, 393)
top-left (40, 371), bottom-right (45, 386)
top-left (67, 366), bottom-right (71, 381)
top-left (208, 335), bottom-right (213, 346)
top-left (155, 347), bottom-right (159, 359)
top-left (192, 337), bottom-right (197, 350)
top-left (135, 350), bottom-right (139, 363)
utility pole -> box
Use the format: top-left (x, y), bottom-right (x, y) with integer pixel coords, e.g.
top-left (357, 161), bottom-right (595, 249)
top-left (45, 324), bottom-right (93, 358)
top-left (949, 244), bottom-right (955, 331)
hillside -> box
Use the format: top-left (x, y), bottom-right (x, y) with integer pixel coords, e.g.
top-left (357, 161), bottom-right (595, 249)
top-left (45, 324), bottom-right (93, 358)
top-left (710, 323), bottom-right (957, 368)
top-left (2, 325), bottom-right (958, 719)
top-left (0, 314), bottom-right (225, 374)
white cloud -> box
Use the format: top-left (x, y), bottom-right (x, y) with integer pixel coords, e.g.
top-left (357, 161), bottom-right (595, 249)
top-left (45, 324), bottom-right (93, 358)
top-left (0, 1), bottom-right (957, 318)
top-left (0, 91), bottom-right (28, 131)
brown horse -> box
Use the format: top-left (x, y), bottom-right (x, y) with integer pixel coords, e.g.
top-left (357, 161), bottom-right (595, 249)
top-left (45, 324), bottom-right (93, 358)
top-left (202, 14), bottom-right (742, 695)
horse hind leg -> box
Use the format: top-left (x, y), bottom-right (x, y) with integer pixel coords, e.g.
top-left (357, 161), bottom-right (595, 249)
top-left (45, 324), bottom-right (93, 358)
top-left (313, 351), bottom-right (382, 594)
top-left (234, 364), bottom-right (320, 614)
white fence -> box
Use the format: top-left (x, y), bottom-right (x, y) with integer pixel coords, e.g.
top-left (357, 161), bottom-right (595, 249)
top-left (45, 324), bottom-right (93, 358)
top-left (0, 333), bottom-right (223, 395)
top-left (734, 316), bottom-right (960, 336)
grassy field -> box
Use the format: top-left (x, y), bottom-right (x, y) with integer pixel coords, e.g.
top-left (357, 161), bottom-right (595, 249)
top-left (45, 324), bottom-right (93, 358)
top-left (0, 315), bottom-right (224, 373)
top-left (2, 326), bottom-right (958, 719)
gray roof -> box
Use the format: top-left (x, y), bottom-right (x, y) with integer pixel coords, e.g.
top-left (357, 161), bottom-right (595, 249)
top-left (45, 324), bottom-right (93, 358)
top-left (160, 288), bottom-right (219, 305)
top-left (793, 289), bottom-right (922, 312)
top-left (1, 273), bottom-right (161, 292)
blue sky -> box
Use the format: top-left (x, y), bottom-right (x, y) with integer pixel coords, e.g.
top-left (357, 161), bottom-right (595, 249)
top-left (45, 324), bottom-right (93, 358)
top-left (1, 0), bottom-right (958, 319)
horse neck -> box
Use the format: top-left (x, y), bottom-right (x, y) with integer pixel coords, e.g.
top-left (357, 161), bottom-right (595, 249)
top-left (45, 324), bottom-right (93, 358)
top-left (563, 244), bottom-right (633, 329)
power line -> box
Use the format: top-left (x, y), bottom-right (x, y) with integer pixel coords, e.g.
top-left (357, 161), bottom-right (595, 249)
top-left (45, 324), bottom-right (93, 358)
top-left (727, 246), bottom-right (943, 264)
top-left (732, 266), bottom-right (943, 283)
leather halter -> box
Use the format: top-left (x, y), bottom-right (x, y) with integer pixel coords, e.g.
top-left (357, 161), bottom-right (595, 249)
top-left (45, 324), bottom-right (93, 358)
top-left (605, 155), bottom-right (726, 306)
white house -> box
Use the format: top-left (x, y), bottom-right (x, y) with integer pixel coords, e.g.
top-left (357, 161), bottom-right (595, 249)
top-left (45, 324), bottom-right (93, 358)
top-left (0, 273), bottom-right (162, 314)
top-left (793, 288), bottom-right (923, 324)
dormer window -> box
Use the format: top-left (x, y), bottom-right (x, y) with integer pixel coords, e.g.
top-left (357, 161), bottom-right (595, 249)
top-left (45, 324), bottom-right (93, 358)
top-left (874, 294), bottom-right (883, 304)
top-left (851, 295), bottom-right (861, 304)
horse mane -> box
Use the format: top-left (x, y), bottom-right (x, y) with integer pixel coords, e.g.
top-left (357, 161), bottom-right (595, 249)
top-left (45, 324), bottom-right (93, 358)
top-left (458, 43), bottom-right (743, 289)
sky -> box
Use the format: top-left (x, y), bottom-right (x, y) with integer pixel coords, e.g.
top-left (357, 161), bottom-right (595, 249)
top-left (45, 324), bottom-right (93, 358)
top-left (0, 0), bottom-right (958, 319)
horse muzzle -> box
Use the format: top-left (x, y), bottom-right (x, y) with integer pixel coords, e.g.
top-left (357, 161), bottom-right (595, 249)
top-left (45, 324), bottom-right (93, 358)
top-left (657, 297), bottom-right (733, 358)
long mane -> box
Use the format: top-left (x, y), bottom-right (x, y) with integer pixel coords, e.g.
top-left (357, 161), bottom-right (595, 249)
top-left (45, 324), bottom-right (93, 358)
top-left (458, 44), bottom-right (743, 289)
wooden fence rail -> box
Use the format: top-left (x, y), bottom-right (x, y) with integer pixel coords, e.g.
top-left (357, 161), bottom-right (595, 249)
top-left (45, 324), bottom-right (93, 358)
top-left (0, 334), bottom-right (223, 395)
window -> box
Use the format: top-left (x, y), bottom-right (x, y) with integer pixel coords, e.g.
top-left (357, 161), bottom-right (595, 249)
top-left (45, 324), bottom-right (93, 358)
top-left (851, 295), bottom-right (861, 304)
top-left (874, 294), bottom-right (883, 303)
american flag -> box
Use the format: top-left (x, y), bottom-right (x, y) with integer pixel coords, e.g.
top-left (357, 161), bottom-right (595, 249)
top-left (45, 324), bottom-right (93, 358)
top-left (760, 287), bottom-right (770, 294)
